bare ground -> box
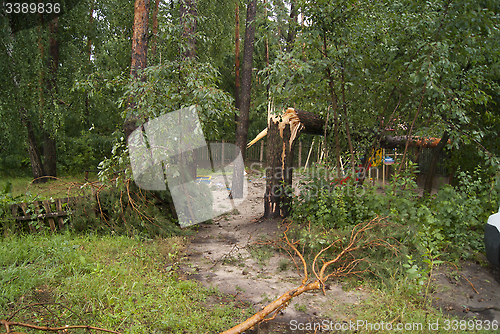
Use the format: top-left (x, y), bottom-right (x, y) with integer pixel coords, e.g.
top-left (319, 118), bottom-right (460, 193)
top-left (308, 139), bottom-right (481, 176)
top-left (182, 175), bottom-right (500, 333)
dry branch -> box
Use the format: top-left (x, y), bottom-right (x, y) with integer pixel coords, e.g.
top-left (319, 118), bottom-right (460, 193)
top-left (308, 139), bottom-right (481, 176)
top-left (220, 216), bottom-right (396, 334)
top-left (0, 319), bottom-right (122, 334)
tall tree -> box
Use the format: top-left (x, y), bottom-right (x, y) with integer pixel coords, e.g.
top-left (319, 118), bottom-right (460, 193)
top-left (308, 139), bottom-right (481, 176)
top-left (124, 0), bottom-right (150, 140)
top-left (233, 0), bottom-right (257, 198)
top-left (151, 0), bottom-right (160, 60)
top-left (42, 17), bottom-right (60, 177)
top-left (179, 0), bottom-right (198, 180)
top-left (234, 2), bottom-right (241, 110)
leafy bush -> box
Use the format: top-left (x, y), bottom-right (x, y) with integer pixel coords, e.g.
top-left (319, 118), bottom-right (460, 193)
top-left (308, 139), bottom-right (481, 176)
top-left (291, 165), bottom-right (499, 262)
top-left (424, 168), bottom-right (500, 255)
top-left (69, 184), bottom-right (183, 238)
top-left (58, 129), bottom-right (115, 175)
top-left (0, 182), bottom-right (22, 233)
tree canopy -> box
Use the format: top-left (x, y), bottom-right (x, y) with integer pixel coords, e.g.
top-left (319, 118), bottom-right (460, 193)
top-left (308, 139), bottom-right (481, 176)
top-left (0, 0), bottom-right (498, 186)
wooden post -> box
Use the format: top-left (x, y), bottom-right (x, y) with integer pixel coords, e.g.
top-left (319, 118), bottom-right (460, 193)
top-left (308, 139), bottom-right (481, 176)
top-left (382, 148), bottom-right (385, 185)
top-left (298, 141), bottom-right (302, 168)
top-left (42, 200), bottom-right (56, 232)
top-left (259, 140), bottom-right (264, 165)
top-left (221, 140), bottom-right (225, 168)
top-left (19, 202), bottom-right (36, 233)
top-left (304, 138), bottom-right (315, 170)
top-left (55, 198), bottom-right (65, 229)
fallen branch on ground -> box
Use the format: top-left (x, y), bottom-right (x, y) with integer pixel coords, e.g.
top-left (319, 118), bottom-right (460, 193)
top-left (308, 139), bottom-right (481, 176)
top-left (0, 319), bottom-right (122, 334)
top-left (220, 216), bottom-right (397, 334)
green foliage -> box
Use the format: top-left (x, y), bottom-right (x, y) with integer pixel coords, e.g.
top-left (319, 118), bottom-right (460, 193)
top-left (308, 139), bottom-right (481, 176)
top-left (120, 60), bottom-right (236, 141)
top-left (290, 163), bottom-right (500, 297)
top-left (423, 168), bottom-right (500, 257)
top-left (58, 128), bottom-right (115, 174)
top-left (69, 185), bottom-right (182, 238)
top-left (0, 182), bottom-right (22, 232)
top-left (0, 233), bottom-right (252, 333)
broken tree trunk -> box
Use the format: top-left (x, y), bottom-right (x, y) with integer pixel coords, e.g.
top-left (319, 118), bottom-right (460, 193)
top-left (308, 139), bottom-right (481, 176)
top-left (249, 108), bottom-right (451, 219)
top-left (380, 135), bottom-right (451, 149)
top-left (260, 108), bottom-right (323, 218)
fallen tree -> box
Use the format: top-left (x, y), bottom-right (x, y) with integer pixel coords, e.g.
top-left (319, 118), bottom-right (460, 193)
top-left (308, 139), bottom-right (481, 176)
top-left (252, 107), bottom-right (324, 218)
top-left (248, 107), bottom-right (451, 218)
top-left (219, 216), bottom-right (397, 334)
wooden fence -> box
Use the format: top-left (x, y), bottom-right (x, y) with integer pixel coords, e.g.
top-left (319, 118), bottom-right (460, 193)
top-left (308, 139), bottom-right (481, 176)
top-left (7, 197), bottom-right (81, 233)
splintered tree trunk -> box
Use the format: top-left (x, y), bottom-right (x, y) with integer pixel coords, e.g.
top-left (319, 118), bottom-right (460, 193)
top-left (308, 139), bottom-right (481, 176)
top-left (262, 110), bottom-right (323, 218)
top-left (233, 0), bottom-right (257, 198)
top-left (423, 130), bottom-right (450, 196)
top-left (264, 121), bottom-right (282, 218)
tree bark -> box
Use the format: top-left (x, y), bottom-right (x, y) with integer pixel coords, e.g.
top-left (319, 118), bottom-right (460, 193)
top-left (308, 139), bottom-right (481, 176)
top-left (234, 2), bottom-right (241, 110)
top-left (264, 121), bottom-right (282, 218)
top-left (151, 0), bottom-right (160, 60)
top-left (6, 27), bottom-right (46, 183)
top-left (380, 135), bottom-right (449, 149)
top-left (130, 0), bottom-right (149, 79)
top-left (423, 130), bottom-right (450, 196)
top-left (263, 121), bottom-right (298, 218)
top-left (125, 0), bottom-right (150, 140)
top-left (24, 115), bottom-right (45, 183)
top-left (233, 0), bottom-right (257, 198)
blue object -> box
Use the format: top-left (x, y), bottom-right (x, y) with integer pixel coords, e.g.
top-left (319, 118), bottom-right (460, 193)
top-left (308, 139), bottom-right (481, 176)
top-left (196, 175), bottom-right (212, 184)
top-left (384, 157), bottom-right (395, 165)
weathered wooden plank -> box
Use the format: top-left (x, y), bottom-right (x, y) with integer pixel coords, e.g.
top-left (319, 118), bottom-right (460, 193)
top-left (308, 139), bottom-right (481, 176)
top-left (19, 202), bottom-right (36, 233)
top-left (43, 200), bottom-right (57, 232)
top-left (55, 198), bottom-right (65, 229)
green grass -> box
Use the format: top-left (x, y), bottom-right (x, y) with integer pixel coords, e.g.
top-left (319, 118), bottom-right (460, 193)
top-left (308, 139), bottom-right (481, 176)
top-left (0, 233), bottom-right (252, 333)
top-left (0, 175), bottom-right (98, 202)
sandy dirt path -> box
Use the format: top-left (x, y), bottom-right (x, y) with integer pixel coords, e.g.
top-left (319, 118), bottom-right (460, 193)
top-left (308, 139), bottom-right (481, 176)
top-left (182, 173), bottom-right (500, 333)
